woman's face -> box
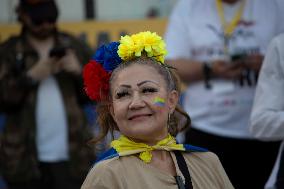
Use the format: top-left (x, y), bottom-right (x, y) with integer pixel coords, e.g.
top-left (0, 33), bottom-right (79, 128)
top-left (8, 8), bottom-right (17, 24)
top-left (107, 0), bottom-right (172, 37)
top-left (110, 63), bottom-right (178, 145)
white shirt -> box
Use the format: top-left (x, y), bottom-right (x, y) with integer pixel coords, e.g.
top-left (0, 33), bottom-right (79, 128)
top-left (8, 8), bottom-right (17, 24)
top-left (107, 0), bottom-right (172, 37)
top-left (36, 76), bottom-right (69, 162)
top-left (165, 0), bottom-right (284, 139)
top-left (250, 33), bottom-right (284, 188)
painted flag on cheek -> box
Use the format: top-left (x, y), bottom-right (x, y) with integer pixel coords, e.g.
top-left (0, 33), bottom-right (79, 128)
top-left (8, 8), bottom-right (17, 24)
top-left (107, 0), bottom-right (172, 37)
top-left (154, 97), bottom-right (165, 107)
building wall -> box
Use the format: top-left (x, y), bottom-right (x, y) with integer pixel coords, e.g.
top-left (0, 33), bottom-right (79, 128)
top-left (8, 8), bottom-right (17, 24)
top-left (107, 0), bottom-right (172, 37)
top-left (0, 0), bottom-right (17, 23)
top-left (97, 0), bottom-right (177, 20)
top-left (0, 0), bottom-right (177, 23)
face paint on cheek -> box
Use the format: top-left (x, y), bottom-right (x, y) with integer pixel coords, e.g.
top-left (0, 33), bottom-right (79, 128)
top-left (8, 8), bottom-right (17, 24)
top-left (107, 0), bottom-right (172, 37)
top-left (154, 97), bottom-right (165, 107)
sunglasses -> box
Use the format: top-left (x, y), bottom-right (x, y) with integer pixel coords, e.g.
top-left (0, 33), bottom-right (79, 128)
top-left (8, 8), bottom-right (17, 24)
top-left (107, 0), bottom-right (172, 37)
top-left (31, 16), bottom-right (57, 26)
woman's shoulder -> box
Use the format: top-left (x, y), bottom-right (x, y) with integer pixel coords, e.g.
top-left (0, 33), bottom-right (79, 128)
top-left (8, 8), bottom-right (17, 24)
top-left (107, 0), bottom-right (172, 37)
top-left (81, 157), bottom-right (123, 189)
top-left (87, 153), bottom-right (138, 177)
top-left (185, 150), bottom-right (218, 157)
top-left (182, 150), bottom-right (233, 181)
top-left (183, 146), bottom-right (223, 173)
top-left (183, 151), bottom-right (219, 162)
top-left (91, 156), bottom-right (122, 174)
top-left (178, 143), bottom-right (222, 170)
top-left (181, 151), bottom-right (234, 188)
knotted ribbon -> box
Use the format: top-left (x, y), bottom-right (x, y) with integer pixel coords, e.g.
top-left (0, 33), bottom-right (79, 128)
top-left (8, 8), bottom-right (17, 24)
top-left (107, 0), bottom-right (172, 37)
top-left (111, 134), bottom-right (185, 163)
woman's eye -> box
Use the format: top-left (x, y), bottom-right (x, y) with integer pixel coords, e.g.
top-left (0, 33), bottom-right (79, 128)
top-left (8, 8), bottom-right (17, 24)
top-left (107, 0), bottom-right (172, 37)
top-left (116, 91), bottom-right (129, 99)
top-left (142, 87), bottom-right (158, 93)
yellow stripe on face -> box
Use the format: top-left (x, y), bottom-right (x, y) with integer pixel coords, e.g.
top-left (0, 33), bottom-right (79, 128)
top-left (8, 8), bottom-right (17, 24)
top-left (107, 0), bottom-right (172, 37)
top-left (154, 97), bottom-right (165, 106)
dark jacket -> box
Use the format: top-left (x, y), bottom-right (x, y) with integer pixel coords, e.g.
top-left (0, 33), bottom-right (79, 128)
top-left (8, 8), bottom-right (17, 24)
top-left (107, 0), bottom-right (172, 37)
top-left (0, 30), bottom-right (95, 183)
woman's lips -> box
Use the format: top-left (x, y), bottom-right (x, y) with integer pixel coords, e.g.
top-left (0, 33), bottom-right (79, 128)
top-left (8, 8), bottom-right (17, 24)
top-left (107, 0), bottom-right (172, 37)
top-left (128, 114), bottom-right (152, 120)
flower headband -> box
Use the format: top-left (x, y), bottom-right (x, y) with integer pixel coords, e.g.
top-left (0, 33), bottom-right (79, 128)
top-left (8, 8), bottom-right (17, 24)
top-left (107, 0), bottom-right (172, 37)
top-left (83, 31), bottom-right (167, 101)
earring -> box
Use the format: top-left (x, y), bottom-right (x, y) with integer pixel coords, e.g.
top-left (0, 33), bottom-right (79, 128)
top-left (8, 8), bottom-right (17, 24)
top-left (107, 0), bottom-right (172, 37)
top-left (167, 113), bottom-right (171, 131)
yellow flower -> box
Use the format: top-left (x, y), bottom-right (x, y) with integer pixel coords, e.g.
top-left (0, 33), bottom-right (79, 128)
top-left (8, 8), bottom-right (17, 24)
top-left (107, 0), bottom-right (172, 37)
top-left (117, 31), bottom-right (167, 63)
top-left (118, 35), bottom-right (135, 60)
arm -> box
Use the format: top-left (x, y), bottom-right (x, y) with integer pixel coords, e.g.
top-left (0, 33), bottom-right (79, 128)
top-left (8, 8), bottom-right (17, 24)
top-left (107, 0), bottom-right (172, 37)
top-left (250, 35), bottom-right (284, 141)
top-left (242, 53), bottom-right (264, 73)
top-left (166, 59), bottom-right (203, 83)
top-left (166, 59), bottom-right (244, 84)
top-left (0, 41), bottom-right (38, 113)
top-left (164, 0), bottom-right (243, 85)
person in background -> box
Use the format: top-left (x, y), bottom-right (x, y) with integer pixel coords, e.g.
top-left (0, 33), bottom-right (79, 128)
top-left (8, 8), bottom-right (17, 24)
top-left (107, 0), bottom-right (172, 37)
top-left (80, 31), bottom-right (234, 189)
top-left (0, 0), bottom-right (95, 188)
top-left (164, 0), bottom-right (284, 188)
top-left (250, 33), bottom-right (284, 189)
top-left (0, 175), bottom-right (7, 189)
top-left (0, 115), bottom-right (6, 189)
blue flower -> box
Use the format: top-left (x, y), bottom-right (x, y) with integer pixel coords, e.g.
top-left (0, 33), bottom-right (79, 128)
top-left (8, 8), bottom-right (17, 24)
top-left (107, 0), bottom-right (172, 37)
top-left (92, 42), bottom-right (122, 72)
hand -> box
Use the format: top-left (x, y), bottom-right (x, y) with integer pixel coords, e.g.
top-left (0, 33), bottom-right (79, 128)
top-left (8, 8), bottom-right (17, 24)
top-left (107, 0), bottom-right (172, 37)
top-left (57, 49), bottom-right (82, 75)
top-left (211, 60), bottom-right (243, 80)
top-left (26, 57), bottom-right (59, 81)
top-left (243, 54), bottom-right (264, 73)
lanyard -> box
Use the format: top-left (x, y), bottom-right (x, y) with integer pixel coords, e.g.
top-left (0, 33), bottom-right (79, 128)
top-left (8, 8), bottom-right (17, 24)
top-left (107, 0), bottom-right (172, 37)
top-left (216, 0), bottom-right (246, 54)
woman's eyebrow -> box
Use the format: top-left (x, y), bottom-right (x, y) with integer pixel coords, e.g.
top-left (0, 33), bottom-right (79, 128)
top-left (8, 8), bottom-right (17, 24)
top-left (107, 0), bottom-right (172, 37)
top-left (119, 84), bottom-right (131, 88)
top-left (137, 80), bottom-right (159, 87)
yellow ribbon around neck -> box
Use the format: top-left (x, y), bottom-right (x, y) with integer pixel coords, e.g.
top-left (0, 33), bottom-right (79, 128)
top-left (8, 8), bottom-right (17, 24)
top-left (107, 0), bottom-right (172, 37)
top-left (111, 134), bottom-right (185, 163)
top-left (216, 0), bottom-right (246, 53)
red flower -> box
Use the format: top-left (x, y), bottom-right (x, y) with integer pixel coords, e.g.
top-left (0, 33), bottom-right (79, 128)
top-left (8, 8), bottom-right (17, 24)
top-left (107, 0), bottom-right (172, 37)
top-left (83, 60), bottom-right (111, 101)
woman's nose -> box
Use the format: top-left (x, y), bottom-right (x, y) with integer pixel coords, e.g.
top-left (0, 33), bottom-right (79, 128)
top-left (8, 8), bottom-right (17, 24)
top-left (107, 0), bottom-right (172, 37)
top-left (129, 93), bottom-right (145, 109)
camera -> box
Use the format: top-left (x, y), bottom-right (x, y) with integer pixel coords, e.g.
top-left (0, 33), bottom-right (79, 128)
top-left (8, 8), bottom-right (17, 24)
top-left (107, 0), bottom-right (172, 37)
top-left (230, 53), bottom-right (246, 62)
top-left (49, 46), bottom-right (67, 58)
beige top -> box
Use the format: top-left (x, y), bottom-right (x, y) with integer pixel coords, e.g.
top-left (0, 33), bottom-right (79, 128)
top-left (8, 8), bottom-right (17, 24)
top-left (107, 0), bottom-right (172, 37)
top-left (81, 151), bottom-right (234, 189)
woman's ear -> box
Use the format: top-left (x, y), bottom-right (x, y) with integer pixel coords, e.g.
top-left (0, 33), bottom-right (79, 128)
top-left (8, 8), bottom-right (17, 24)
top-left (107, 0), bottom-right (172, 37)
top-left (168, 90), bottom-right (179, 113)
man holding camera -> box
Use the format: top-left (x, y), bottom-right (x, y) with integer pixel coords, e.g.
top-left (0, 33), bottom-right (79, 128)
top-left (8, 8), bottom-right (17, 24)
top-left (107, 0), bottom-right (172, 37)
top-left (0, 0), bottom-right (95, 189)
top-left (165, 0), bottom-right (284, 188)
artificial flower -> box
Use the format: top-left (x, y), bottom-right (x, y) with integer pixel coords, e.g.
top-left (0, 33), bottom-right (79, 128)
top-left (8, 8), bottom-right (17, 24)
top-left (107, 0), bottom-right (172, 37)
top-left (117, 31), bottom-right (167, 63)
top-left (94, 42), bottom-right (122, 72)
top-left (83, 60), bottom-right (111, 101)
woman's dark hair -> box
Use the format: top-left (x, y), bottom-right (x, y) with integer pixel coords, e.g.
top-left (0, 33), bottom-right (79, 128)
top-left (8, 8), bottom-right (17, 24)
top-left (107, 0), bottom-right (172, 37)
top-left (89, 56), bottom-right (191, 145)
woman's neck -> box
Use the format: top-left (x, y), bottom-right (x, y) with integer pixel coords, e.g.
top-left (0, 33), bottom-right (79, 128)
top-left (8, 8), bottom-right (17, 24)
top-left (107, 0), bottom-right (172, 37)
top-left (128, 133), bottom-right (169, 146)
top-left (152, 150), bottom-right (169, 161)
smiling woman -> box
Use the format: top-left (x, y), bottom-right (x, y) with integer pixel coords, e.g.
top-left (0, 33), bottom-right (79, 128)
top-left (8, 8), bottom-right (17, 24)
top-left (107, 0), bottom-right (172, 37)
top-left (81, 31), bottom-right (234, 189)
